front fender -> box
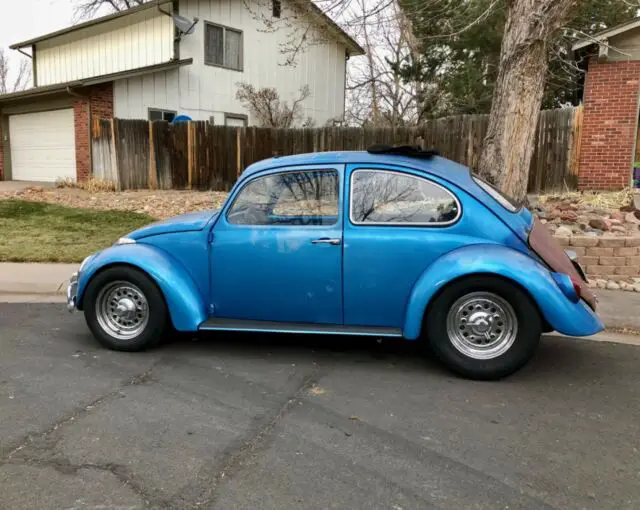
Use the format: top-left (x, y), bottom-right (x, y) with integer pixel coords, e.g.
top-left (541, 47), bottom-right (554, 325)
top-left (77, 244), bottom-right (207, 332)
top-left (403, 244), bottom-right (604, 340)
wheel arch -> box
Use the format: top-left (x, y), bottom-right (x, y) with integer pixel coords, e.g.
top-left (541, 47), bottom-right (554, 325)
top-left (420, 272), bottom-right (546, 334)
top-left (402, 244), bottom-right (603, 339)
top-left (76, 244), bottom-right (207, 332)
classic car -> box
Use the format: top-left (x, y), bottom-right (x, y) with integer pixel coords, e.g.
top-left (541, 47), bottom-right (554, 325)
top-left (67, 145), bottom-right (603, 380)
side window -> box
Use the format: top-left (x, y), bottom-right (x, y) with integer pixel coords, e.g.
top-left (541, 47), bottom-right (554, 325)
top-left (350, 170), bottom-right (460, 225)
top-left (227, 170), bottom-right (339, 226)
top-left (204, 22), bottom-right (243, 71)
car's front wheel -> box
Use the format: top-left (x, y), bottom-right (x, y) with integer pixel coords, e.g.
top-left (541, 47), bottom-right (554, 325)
top-left (83, 266), bottom-right (168, 351)
top-left (426, 276), bottom-right (541, 380)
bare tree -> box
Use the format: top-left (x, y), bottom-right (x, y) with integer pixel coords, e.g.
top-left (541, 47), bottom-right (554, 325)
top-left (477, 0), bottom-right (576, 202)
top-left (337, 0), bottom-right (420, 127)
top-left (0, 49), bottom-right (31, 94)
top-left (73, 0), bottom-right (145, 19)
top-left (236, 83), bottom-right (313, 128)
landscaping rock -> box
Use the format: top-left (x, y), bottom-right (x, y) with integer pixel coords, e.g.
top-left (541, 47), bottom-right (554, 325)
top-left (609, 218), bottom-right (623, 226)
top-left (611, 212), bottom-right (626, 222)
top-left (606, 281), bottom-right (621, 290)
top-left (611, 225), bottom-right (626, 233)
top-left (555, 226), bottom-right (573, 237)
top-left (595, 279), bottom-right (607, 289)
top-left (560, 211), bottom-right (578, 222)
top-left (589, 218), bottom-right (609, 231)
top-left (626, 211), bottom-right (640, 224)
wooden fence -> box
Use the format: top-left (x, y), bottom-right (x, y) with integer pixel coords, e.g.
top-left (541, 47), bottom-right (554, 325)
top-left (91, 106), bottom-right (582, 193)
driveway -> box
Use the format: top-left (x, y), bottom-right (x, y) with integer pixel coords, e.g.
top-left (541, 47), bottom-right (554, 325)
top-left (1, 303), bottom-right (639, 509)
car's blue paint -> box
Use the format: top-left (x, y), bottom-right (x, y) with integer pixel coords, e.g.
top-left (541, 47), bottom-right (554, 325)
top-left (550, 272), bottom-right (580, 303)
top-left (210, 164), bottom-right (344, 324)
top-left (76, 243), bottom-right (207, 331)
top-left (75, 150), bottom-right (603, 341)
top-left (127, 210), bottom-right (218, 240)
top-left (139, 230), bottom-right (211, 302)
top-left (342, 163), bottom-right (532, 328)
top-left (402, 244), bottom-right (603, 339)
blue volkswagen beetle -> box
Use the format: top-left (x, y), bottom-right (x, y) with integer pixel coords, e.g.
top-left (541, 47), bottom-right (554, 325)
top-left (67, 146), bottom-right (602, 379)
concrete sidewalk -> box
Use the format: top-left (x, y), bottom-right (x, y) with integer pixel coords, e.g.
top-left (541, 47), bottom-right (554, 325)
top-left (0, 263), bottom-right (78, 295)
top-left (0, 263), bottom-right (639, 332)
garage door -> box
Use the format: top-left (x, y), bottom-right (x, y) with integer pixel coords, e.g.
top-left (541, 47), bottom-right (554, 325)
top-left (9, 109), bottom-right (76, 182)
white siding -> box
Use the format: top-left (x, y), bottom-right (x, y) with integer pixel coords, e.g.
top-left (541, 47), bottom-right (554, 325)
top-left (113, 0), bottom-right (348, 125)
top-left (36, 8), bottom-right (174, 86)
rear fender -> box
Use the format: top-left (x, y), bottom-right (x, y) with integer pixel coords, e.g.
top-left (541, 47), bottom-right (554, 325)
top-left (403, 244), bottom-right (603, 339)
top-left (76, 244), bottom-right (207, 332)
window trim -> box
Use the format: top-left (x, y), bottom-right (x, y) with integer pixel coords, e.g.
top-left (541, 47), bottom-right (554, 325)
top-left (204, 21), bottom-right (244, 72)
top-left (349, 168), bottom-right (462, 227)
top-left (224, 168), bottom-right (341, 228)
top-left (148, 108), bottom-right (177, 122)
top-left (224, 112), bottom-right (248, 127)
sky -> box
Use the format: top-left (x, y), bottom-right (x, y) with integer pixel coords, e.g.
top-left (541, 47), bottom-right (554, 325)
top-left (0, 0), bottom-right (76, 83)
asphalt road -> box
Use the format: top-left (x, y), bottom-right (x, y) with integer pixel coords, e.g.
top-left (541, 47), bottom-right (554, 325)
top-left (1, 304), bottom-right (639, 510)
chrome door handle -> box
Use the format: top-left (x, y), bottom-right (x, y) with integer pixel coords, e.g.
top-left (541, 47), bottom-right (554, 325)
top-left (311, 238), bottom-right (341, 246)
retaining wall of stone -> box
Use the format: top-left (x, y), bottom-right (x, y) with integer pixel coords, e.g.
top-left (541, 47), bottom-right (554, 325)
top-left (555, 236), bottom-right (640, 279)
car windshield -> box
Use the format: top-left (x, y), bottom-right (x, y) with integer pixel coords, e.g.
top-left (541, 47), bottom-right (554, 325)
top-left (472, 175), bottom-right (521, 212)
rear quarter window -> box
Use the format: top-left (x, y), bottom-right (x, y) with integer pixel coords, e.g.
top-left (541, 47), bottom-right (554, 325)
top-left (472, 176), bottom-right (520, 213)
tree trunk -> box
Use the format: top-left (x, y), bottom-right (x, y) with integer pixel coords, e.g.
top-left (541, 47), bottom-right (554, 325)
top-left (478, 0), bottom-right (576, 202)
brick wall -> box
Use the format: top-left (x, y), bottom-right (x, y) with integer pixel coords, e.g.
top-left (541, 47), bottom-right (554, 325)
top-left (578, 58), bottom-right (640, 190)
top-left (556, 236), bottom-right (640, 279)
top-left (73, 83), bottom-right (113, 181)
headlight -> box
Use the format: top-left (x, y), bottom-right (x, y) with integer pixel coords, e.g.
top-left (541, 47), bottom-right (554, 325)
top-left (114, 237), bottom-right (136, 246)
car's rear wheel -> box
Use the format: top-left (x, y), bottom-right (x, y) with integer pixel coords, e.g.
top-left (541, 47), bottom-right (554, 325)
top-left (425, 276), bottom-right (541, 380)
top-left (84, 266), bottom-right (168, 351)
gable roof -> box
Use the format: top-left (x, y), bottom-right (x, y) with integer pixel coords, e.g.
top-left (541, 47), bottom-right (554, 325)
top-left (572, 17), bottom-right (640, 51)
top-left (10, 0), bottom-right (364, 56)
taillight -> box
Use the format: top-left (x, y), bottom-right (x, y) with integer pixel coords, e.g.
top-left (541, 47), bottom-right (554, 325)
top-left (570, 277), bottom-right (582, 300)
top-left (551, 272), bottom-right (581, 303)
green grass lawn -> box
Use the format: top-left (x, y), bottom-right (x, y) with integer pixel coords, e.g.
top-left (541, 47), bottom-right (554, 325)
top-left (0, 200), bottom-right (156, 263)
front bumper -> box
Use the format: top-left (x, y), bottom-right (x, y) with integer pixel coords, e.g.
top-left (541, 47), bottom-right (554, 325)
top-left (67, 272), bottom-right (78, 312)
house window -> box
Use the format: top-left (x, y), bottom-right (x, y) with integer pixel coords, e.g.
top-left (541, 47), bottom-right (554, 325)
top-left (148, 109), bottom-right (176, 122)
top-left (224, 113), bottom-right (248, 127)
top-left (272, 0), bottom-right (282, 18)
top-left (205, 22), bottom-right (243, 71)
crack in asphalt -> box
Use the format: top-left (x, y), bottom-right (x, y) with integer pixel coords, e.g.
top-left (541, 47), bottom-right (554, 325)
top-left (171, 368), bottom-right (323, 509)
top-left (4, 457), bottom-right (165, 509)
top-left (2, 360), bottom-right (160, 462)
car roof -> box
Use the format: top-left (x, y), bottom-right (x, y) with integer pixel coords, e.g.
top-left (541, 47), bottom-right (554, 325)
top-left (241, 151), bottom-right (474, 189)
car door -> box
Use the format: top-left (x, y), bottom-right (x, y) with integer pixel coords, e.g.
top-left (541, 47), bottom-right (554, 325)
top-left (210, 166), bottom-right (344, 325)
top-left (343, 165), bottom-right (463, 329)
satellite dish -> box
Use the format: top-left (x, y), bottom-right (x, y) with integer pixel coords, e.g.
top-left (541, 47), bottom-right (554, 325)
top-left (172, 13), bottom-right (199, 38)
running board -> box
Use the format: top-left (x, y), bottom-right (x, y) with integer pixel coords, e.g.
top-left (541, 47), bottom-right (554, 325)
top-left (199, 318), bottom-right (403, 337)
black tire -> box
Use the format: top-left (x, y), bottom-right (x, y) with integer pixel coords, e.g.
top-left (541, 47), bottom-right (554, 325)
top-left (83, 265), bottom-right (169, 352)
top-left (425, 276), bottom-right (541, 380)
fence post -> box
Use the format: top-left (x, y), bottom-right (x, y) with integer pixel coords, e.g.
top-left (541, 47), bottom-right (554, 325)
top-left (109, 118), bottom-right (120, 191)
top-left (148, 121), bottom-right (157, 189)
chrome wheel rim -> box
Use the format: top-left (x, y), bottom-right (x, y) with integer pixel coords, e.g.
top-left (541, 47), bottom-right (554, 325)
top-left (446, 292), bottom-right (517, 360)
top-left (96, 281), bottom-right (149, 340)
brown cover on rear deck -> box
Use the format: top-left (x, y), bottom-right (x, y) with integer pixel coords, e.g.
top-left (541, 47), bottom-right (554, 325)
top-left (528, 218), bottom-right (597, 310)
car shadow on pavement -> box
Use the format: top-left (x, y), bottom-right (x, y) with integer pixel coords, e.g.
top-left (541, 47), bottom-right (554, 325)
top-left (156, 331), bottom-right (614, 382)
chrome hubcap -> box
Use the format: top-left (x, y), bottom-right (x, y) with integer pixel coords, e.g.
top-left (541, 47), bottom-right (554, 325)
top-left (96, 282), bottom-right (149, 340)
top-left (446, 292), bottom-right (517, 360)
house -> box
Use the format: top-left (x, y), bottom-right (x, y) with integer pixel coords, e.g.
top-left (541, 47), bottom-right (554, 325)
top-left (573, 18), bottom-right (640, 191)
top-left (0, 0), bottom-right (363, 182)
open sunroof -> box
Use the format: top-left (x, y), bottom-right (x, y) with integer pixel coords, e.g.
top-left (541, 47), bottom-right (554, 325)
top-left (367, 144), bottom-right (440, 159)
